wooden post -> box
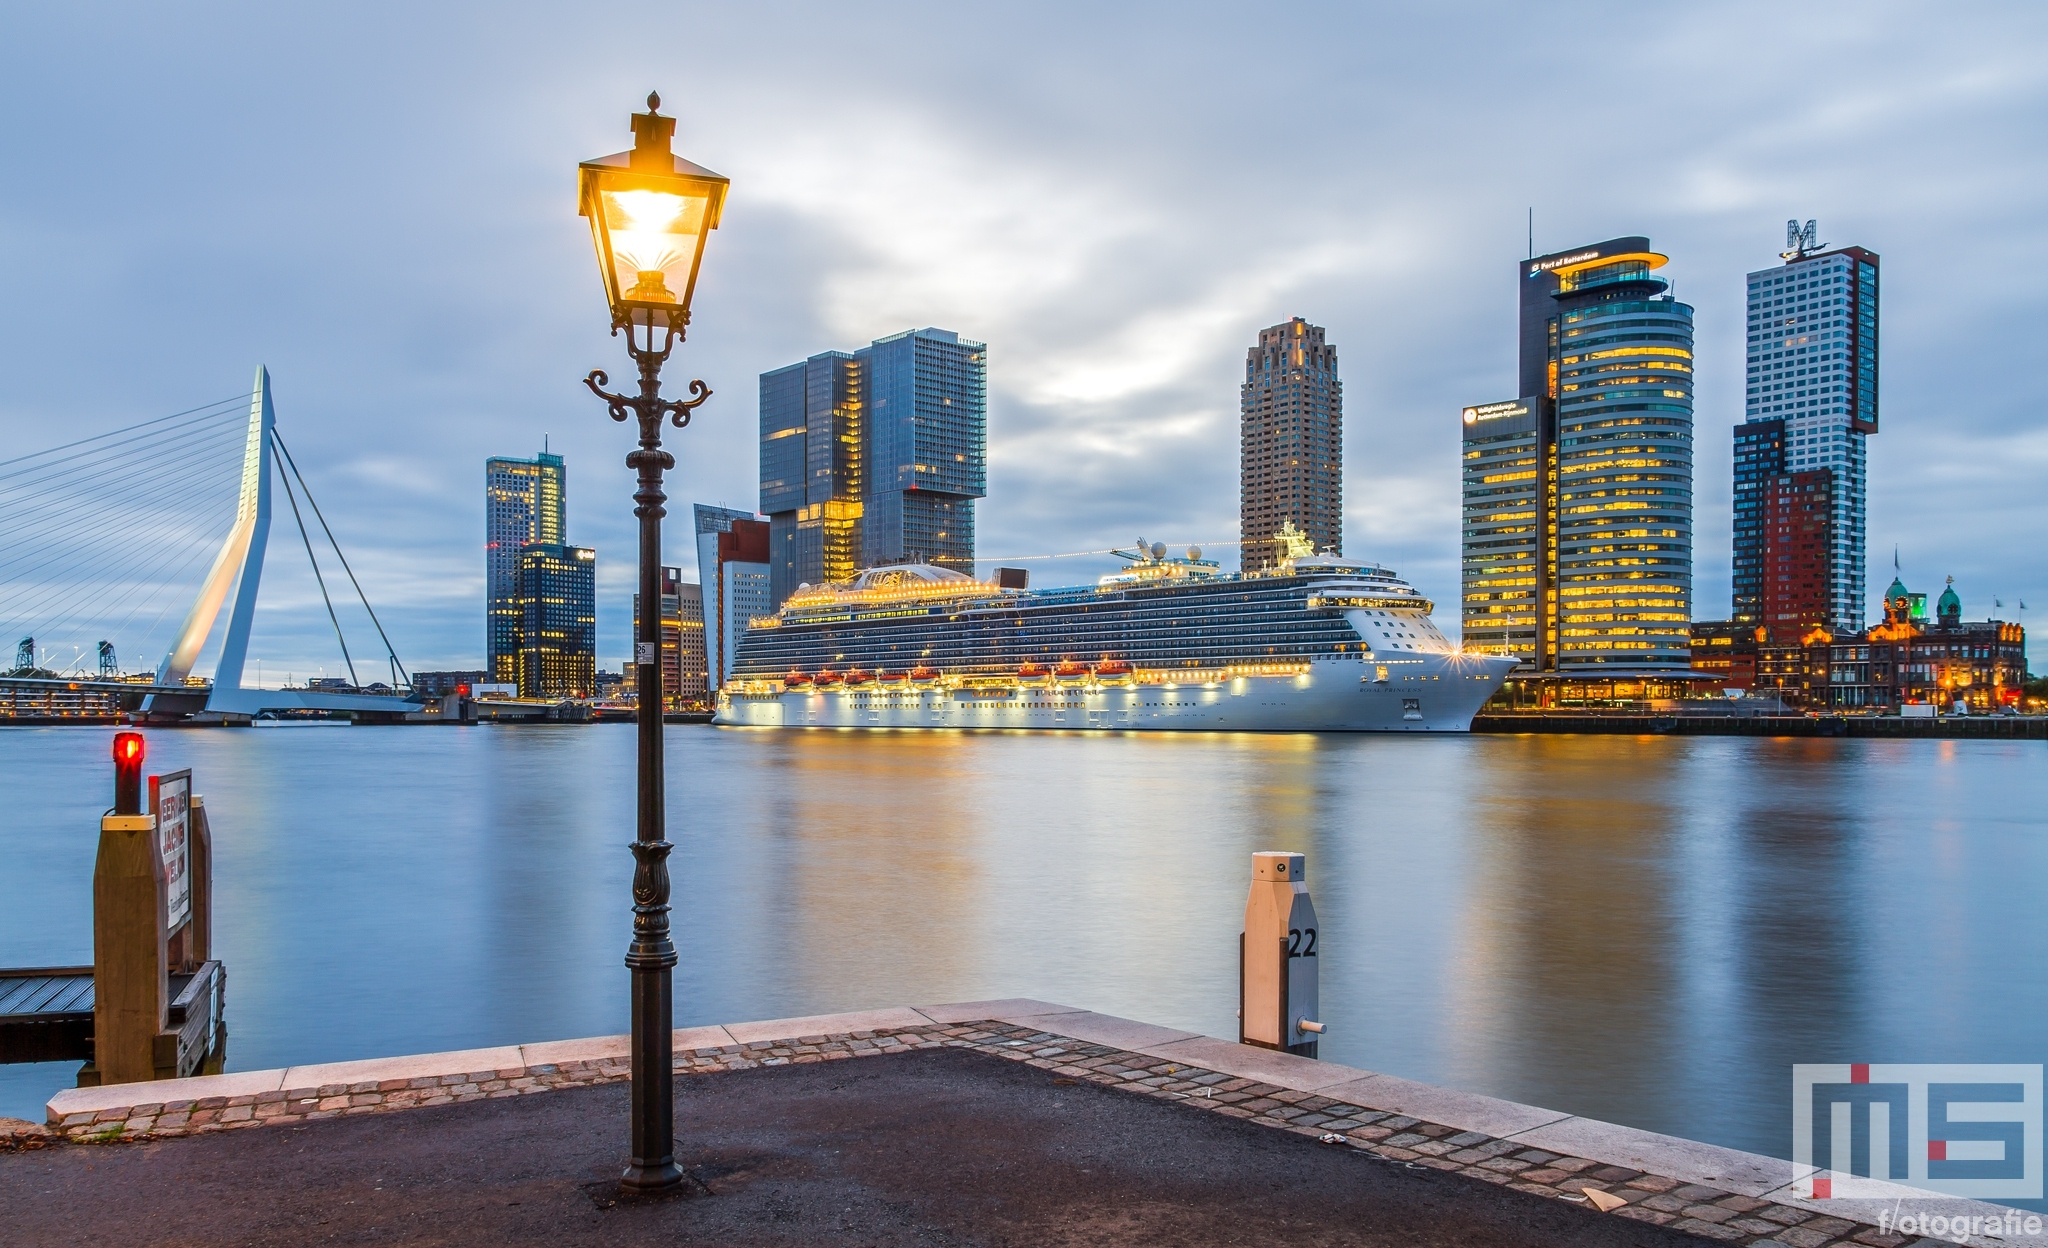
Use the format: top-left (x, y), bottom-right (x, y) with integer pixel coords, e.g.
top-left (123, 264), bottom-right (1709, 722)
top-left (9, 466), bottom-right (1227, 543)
top-left (187, 797), bottom-right (213, 967)
top-left (90, 813), bottom-right (168, 1086)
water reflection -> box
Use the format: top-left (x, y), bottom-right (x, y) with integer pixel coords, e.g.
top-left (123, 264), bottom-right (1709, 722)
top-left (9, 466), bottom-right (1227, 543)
top-left (1, 724), bottom-right (2041, 1170)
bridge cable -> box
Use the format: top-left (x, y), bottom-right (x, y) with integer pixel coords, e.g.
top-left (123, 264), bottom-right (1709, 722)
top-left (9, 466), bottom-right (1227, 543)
top-left (0, 394), bottom-right (253, 490)
top-left (270, 429), bottom-right (410, 689)
top-left (271, 436), bottom-right (360, 688)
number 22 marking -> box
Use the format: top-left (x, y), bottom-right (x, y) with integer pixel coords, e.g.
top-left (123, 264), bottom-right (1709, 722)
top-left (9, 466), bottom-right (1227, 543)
top-left (1287, 928), bottom-right (1318, 958)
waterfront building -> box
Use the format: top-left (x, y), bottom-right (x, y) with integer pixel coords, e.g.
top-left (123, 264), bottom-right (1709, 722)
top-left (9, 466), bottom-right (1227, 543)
top-left (758, 329), bottom-right (986, 598)
top-left (485, 449), bottom-right (566, 684)
top-left (693, 505), bottom-right (760, 693)
top-left (761, 351), bottom-right (863, 607)
top-left (513, 543), bottom-right (595, 698)
top-left (411, 670), bottom-right (488, 700)
top-left (1688, 620), bottom-right (1761, 692)
top-left (1462, 237), bottom-right (1694, 673)
top-left (1241, 319), bottom-right (1343, 572)
top-left (694, 506), bottom-right (770, 690)
top-left (1826, 575), bottom-right (2027, 711)
top-left (859, 328), bottom-right (986, 576)
top-left (1732, 223), bottom-right (1878, 634)
top-left (633, 567), bottom-right (707, 708)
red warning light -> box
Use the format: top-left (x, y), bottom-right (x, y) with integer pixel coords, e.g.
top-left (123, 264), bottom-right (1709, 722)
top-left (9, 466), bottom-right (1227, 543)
top-left (112, 731), bottom-right (146, 815)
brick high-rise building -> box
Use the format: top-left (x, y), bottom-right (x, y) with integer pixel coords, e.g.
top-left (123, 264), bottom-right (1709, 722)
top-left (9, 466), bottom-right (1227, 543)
top-left (1240, 318), bottom-right (1342, 573)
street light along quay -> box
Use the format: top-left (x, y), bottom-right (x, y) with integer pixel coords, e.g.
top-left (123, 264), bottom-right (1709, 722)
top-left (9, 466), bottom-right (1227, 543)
top-left (577, 92), bottom-right (729, 1194)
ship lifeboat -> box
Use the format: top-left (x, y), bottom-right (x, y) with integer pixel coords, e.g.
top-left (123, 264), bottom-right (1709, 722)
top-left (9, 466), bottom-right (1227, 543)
top-left (814, 669), bottom-right (843, 687)
top-left (1052, 660), bottom-right (1090, 683)
top-left (844, 668), bottom-right (874, 686)
top-left (877, 669), bottom-right (909, 685)
top-left (782, 671), bottom-right (812, 688)
top-left (908, 665), bottom-right (941, 684)
top-left (1095, 659), bottom-right (1134, 685)
top-left (1017, 661), bottom-right (1048, 683)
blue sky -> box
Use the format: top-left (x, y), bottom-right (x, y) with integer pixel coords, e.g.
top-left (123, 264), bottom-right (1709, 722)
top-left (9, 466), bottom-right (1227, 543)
top-left (1, 2), bottom-right (2042, 678)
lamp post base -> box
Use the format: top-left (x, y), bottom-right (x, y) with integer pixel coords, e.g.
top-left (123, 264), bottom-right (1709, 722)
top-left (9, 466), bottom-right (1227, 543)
top-left (620, 1160), bottom-right (686, 1192)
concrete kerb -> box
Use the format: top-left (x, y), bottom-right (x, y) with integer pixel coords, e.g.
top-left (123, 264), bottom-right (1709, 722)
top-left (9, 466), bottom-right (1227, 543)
top-left (40, 1001), bottom-right (2022, 1246)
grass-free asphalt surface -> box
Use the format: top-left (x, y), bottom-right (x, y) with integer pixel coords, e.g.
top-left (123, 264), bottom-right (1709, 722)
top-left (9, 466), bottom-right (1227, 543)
top-left (2, 1044), bottom-right (1714, 1245)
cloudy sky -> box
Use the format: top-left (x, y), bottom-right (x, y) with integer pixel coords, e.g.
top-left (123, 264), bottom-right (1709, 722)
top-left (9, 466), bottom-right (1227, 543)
top-left (1, 2), bottom-right (2042, 678)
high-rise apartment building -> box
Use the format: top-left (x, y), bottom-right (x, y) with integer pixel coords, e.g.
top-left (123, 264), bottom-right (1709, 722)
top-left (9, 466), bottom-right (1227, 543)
top-left (1461, 237), bottom-right (1694, 672)
top-left (485, 449), bottom-right (565, 683)
top-left (633, 567), bottom-right (707, 707)
top-left (761, 351), bottom-right (862, 605)
top-left (1240, 318), bottom-right (1342, 572)
top-left (1731, 222), bottom-right (1877, 637)
top-left (513, 543), bottom-right (595, 698)
top-left (758, 328), bottom-right (986, 602)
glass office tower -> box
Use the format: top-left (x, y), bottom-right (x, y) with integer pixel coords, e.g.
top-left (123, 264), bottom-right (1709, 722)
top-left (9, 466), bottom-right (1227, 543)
top-left (485, 449), bottom-right (565, 684)
top-left (513, 542), bottom-right (595, 698)
top-left (1732, 224), bottom-right (1878, 636)
top-left (1462, 236), bottom-right (1694, 671)
top-left (858, 328), bottom-right (986, 575)
top-left (759, 328), bottom-right (986, 600)
top-left (760, 351), bottom-right (862, 606)
top-left (1240, 318), bottom-right (1343, 573)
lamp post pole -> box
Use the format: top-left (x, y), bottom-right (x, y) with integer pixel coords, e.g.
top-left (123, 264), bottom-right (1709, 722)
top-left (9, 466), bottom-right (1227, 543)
top-left (576, 95), bottom-right (727, 1192)
top-left (585, 325), bottom-right (710, 1192)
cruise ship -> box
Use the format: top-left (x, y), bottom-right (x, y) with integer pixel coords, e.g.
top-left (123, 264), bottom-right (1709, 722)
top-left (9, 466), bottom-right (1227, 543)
top-left (714, 538), bottom-right (1519, 733)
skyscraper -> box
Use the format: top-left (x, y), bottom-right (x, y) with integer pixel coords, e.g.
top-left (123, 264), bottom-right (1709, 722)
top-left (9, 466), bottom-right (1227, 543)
top-left (693, 505), bottom-right (770, 690)
top-left (758, 329), bottom-right (986, 599)
top-left (514, 543), bottom-right (595, 698)
top-left (633, 567), bottom-right (707, 708)
top-left (1731, 222), bottom-right (1877, 637)
top-left (1461, 237), bottom-right (1694, 672)
top-left (1240, 318), bottom-right (1342, 572)
top-left (859, 328), bottom-right (986, 576)
top-left (485, 450), bottom-right (565, 683)
top-left (760, 351), bottom-right (861, 605)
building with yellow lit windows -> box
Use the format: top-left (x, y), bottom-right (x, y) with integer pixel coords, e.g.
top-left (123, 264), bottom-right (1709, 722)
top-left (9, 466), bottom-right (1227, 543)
top-left (1462, 236), bottom-right (1694, 674)
top-left (485, 448), bottom-right (565, 685)
top-left (1240, 318), bottom-right (1343, 573)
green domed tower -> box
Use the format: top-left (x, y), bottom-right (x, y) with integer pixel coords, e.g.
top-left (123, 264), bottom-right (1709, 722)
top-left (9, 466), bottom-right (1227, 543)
top-left (1937, 576), bottom-right (1962, 627)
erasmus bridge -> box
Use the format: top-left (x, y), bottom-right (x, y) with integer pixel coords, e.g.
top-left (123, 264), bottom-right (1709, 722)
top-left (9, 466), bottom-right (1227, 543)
top-left (1, 367), bottom-right (421, 721)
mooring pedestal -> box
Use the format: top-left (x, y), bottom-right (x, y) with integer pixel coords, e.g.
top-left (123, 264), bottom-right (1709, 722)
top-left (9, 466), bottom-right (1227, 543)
top-left (77, 740), bottom-right (225, 1086)
top-left (1239, 851), bottom-right (1322, 1058)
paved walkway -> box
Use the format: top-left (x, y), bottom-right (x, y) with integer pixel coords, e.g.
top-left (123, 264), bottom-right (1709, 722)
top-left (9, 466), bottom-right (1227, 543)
top-left (8, 1040), bottom-right (1707, 1247)
top-left (6, 1000), bottom-right (1981, 1245)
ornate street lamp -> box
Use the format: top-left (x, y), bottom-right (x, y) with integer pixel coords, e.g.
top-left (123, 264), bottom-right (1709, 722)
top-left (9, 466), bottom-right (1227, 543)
top-left (579, 92), bottom-right (728, 1194)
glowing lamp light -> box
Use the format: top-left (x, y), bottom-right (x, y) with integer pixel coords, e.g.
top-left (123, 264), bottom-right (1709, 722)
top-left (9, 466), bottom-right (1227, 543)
top-left (113, 731), bottom-right (145, 765)
top-left (578, 93), bottom-right (729, 329)
top-left (112, 730), bottom-right (146, 815)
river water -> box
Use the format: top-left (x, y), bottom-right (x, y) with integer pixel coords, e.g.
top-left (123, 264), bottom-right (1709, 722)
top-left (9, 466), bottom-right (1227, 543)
top-left (2, 724), bottom-right (2042, 1170)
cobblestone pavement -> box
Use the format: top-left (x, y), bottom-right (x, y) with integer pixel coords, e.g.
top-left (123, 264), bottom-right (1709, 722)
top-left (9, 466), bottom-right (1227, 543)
top-left (13, 1021), bottom-right (1933, 1246)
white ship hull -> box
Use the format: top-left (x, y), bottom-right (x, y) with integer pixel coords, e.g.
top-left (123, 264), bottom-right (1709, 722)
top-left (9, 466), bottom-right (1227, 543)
top-left (715, 651), bottom-right (1518, 733)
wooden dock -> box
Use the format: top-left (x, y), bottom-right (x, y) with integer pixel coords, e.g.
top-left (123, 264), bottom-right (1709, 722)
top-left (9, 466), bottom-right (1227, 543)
top-left (0, 967), bottom-right (94, 1064)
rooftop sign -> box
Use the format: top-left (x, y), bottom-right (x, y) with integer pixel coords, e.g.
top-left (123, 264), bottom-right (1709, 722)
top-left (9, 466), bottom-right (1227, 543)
top-left (1529, 250), bottom-right (1600, 275)
top-left (1462, 400), bottom-right (1532, 424)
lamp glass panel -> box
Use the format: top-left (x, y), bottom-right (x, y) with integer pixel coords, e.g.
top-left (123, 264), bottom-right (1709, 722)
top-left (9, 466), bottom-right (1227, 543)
top-left (599, 184), bottom-right (710, 306)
